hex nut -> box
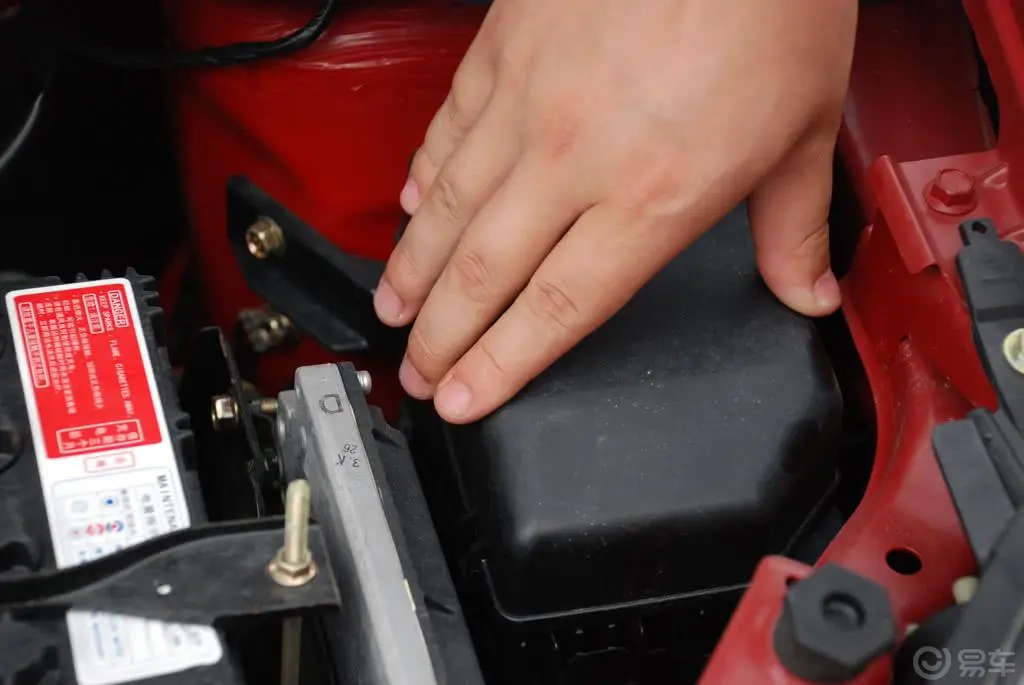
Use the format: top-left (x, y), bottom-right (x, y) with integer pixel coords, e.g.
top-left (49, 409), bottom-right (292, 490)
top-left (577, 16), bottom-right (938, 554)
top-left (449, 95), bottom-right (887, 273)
top-left (924, 168), bottom-right (977, 216)
top-left (245, 217), bottom-right (285, 259)
top-left (774, 564), bottom-right (897, 683)
top-left (211, 395), bottom-right (239, 431)
top-left (267, 549), bottom-right (318, 588)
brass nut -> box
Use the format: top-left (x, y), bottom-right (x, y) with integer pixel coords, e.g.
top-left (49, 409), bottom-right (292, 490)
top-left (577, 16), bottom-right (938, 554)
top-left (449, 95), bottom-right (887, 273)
top-left (267, 551), bottom-right (318, 587)
top-left (245, 217), bottom-right (285, 259)
top-left (268, 479), bottom-right (316, 587)
top-left (211, 395), bottom-right (239, 431)
top-left (238, 308), bottom-right (295, 353)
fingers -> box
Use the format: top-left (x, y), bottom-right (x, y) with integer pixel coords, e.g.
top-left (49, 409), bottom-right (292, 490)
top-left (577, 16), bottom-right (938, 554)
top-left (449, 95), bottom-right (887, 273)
top-left (402, 33), bottom-right (497, 215)
top-left (400, 158), bottom-right (587, 397)
top-left (375, 99), bottom-right (520, 327)
top-left (432, 204), bottom-right (683, 423)
top-left (747, 132), bottom-right (840, 316)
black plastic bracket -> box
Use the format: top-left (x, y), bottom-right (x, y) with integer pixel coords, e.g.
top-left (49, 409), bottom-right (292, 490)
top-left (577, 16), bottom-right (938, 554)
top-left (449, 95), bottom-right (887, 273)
top-left (893, 511), bottom-right (1024, 684)
top-left (913, 218), bottom-right (1024, 681)
top-left (0, 517), bottom-right (340, 624)
top-left (226, 175), bottom-right (408, 355)
top-left (931, 218), bottom-right (1024, 565)
top-left (956, 218), bottom-right (1024, 428)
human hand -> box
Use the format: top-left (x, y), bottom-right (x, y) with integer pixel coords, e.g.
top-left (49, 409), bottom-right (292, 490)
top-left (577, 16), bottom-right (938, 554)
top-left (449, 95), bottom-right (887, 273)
top-left (374, 0), bottom-right (857, 424)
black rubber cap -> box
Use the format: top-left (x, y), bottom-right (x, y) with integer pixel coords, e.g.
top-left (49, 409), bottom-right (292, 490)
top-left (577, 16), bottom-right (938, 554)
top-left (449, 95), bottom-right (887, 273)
top-left (773, 564), bottom-right (897, 683)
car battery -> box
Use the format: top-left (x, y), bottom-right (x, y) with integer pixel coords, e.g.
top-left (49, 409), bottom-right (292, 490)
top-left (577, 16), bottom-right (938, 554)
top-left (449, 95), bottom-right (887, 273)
top-left (0, 271), bottom-right (242, 684)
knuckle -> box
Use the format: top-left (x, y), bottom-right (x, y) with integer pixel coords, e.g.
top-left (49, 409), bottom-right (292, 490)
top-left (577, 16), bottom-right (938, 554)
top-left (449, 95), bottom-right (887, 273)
top-left (475, 338), bottom-right (508, 378)
top-left (432, 175), bottom-right (464, 223)
top-left (407, 325), bottom-right (447, 371)
top-left (614, 148), bottom-right (691, 217)
top-left (448, 249), bottom-right (495, 303)
top-left (523, 278), bottom-right (583, 332)
top-left (793, 222), bottom-right (830, 258)
top-left (386, 244), bottom-right (421, 292)
top-left (447, 78), bottom-right (482, 135)
top-left (410, 148), bottom-right (437, 188)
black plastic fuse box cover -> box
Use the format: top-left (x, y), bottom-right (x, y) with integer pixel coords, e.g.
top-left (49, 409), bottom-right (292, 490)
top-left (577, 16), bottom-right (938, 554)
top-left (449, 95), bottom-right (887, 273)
top-left (442, 207), bottom-right (843, 622)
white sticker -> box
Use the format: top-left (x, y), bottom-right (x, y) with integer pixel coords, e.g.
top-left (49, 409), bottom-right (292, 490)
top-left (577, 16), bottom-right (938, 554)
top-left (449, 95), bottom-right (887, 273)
top-left (7, 279), bottom-right (223, 684)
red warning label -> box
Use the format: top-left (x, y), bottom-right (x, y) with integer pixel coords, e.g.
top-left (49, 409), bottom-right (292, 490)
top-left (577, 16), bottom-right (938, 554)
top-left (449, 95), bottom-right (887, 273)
top-left (10, 283), bottom-right (162, 459)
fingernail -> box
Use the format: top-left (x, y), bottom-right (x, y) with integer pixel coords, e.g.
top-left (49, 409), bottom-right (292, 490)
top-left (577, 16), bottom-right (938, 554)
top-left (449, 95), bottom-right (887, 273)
top-left (813, 269), bottom-right (842, 311)
top-left (435, 378), bottom-right (473, 420)
top-left (374, 278), bottom-right (406, 324)
top-left (399, 356), bottom-right (433, 399)
top-left (400, 177), bottom-right (421, 215)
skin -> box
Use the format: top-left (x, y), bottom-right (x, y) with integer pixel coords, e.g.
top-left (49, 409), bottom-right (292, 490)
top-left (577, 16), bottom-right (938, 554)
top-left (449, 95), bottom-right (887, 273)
top-left (374, 0), bottom-right (859, 424)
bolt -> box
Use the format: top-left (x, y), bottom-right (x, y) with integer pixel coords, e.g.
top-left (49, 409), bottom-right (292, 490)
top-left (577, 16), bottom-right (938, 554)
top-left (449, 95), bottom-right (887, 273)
top-left (356, 370), bottom-right (372, 395)
top-left (211, 395), bottom-right (239, 431)
top-left (245, 217), bottom-right (285, 259)
top-left (952, 576), bottom-right (979, 604)
top-left (268, 479), bottom-right (317, 587)
top-left (252, 397), bottom-right (279, 416)
top-left (924, 168), bottom-right (977, 216)
top-left (239, 308), bottom-right (295, 353)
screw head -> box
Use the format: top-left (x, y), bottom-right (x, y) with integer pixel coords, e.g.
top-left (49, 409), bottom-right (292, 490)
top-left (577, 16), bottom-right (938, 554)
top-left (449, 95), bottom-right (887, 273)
top-left (952, 575), bottom-right (979, 604)
top-left (211, 395), bottom-right (239, 431)
top-left (1004, 329), bottom-right (1024, 375)
top-left (356, 370), bottom-right (372, 395)
top-left (245, 217), bottom-right (285, 259)
top-left (924, 168), bottom-right (977, 216)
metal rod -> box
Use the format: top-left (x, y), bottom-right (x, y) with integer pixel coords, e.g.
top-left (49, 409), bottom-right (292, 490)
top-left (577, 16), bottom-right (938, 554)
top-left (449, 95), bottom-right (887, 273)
top-left (277, 480), bottom-right (312, 685)
top-left (280, 616), bottom-right (303, 685)
top-left (282, 480), bottom-right (312, 567)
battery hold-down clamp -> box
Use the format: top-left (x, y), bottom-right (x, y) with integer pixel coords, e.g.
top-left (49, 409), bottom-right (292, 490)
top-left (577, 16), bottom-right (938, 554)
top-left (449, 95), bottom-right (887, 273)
top-left (0, 489), bottom-right (341, 626)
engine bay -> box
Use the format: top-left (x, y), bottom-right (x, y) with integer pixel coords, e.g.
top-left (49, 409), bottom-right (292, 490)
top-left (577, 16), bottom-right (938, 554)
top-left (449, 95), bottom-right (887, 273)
top-left (3, 2), bottom-right (1024, 684)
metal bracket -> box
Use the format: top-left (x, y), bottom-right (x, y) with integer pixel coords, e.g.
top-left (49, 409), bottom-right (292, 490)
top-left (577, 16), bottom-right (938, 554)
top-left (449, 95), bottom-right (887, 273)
top-left (179, 326), bottom-right (276, 519)
top-left (0, 518), bottom-right (340, 624)
top-left (226, 175), bottom-right (408, 355)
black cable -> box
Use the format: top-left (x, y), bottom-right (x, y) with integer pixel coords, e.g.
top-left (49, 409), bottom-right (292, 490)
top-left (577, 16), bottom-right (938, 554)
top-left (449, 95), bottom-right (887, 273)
top-left (60, 0), bottom-right (338, 70)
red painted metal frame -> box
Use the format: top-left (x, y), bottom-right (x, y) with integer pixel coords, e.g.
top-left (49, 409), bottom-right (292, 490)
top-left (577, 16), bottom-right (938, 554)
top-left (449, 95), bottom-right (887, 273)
top-left (701, 1), bottom-right (1024, 682)
top-left (163, 0), bottom-right (484, 415)
top-left (163, 1), bottom-right (1024, 681)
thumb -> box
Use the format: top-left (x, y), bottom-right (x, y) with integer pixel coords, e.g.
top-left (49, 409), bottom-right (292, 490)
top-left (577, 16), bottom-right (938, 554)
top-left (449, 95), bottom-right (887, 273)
top-left (747, 134), bottom-right (841, 317)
